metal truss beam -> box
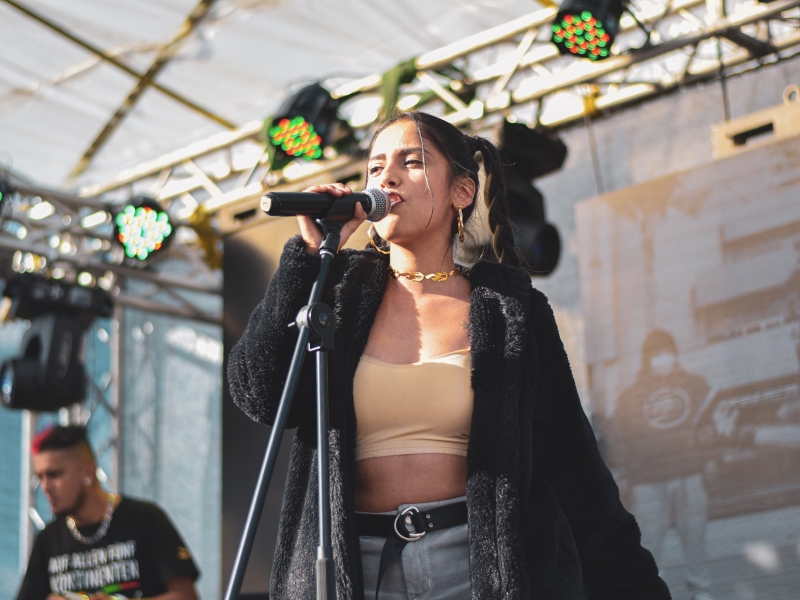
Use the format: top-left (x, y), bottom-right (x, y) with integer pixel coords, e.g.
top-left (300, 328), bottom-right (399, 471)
top-left (0, 237), bottom-right (219, 293)
top-left (78, 122), bottom-right (263, 197)
top-left (114, 295), bottom-right (221, 325)
top-left (12, 179), bottom-right (107, 210)
top-left (2, 0), bottom-right (235, 132)
top-left (69, 0), bottom-right (222, 179)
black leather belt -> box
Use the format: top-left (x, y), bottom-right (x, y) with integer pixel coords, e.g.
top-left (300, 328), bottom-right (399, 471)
top-left (357, 501), bottom-right (468, 600)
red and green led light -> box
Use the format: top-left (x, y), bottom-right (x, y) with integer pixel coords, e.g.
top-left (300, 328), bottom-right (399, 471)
top-left (552, 11), bottom-right (611, 60)
top-left (268, 116), bottom-right (323, 161)
top-left (115, 204), bottom-right (172, 261)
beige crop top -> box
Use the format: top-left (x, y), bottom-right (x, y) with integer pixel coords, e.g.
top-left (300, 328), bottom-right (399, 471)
top-left (353, 349), bottom-right (473, 461)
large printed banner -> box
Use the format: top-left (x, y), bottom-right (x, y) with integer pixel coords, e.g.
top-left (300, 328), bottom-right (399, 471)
top-left (576, 135), bottom-right (800, 600)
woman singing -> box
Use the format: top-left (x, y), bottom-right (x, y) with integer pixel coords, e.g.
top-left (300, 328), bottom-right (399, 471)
top-left (228, 111), bottom-right (670, 599)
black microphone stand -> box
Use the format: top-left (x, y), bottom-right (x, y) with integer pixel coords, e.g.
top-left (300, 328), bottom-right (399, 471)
top-left (224, 203), bottom-right (358, 600)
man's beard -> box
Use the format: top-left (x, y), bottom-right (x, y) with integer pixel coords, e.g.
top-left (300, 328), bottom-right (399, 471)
top-left (54, 485), bottom-right (88, 518)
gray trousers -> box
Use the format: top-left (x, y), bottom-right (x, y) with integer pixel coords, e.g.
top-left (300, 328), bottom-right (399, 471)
top-left (359, 496), bottom-right (471, 600)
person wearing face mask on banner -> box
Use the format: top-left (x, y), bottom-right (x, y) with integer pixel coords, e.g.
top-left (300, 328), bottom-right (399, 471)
top-left (613, 329), bottom-right (714, 600)
top-left (227, 110), bottom-right (671, 599)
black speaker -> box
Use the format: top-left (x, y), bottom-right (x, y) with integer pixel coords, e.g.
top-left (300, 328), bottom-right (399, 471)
top-left (1, 313), bottom-right (88, 411)
top-left (513, 217), bottom-right (562, 275)
top-left (501, 120), bottom-right (568, 180)
top-left (504, 170), bottom-right (562, 276)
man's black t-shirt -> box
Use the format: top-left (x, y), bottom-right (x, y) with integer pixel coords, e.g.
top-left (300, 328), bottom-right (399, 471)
top-left (614, 368), bottom-right (711, 483)
top-left (17, 497), bottom-right (199, 600)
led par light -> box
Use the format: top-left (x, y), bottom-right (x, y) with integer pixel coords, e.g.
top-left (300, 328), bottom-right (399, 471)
top-left (113, 196), bottom-right (173, 263)
top-left (269, 116), bottom-right (323, 161)
top-left (551, 0), bottom-right (625, 60)
top-left (266, 83), bottom-right (341, 171)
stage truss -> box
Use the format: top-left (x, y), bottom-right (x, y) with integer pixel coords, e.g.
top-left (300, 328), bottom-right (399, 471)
top-left (1, 0), bottom-right (799, 315)
top-left (74, 0), bottom-right (800, 236)
top-left (0, 174), bottom-right (222, 323)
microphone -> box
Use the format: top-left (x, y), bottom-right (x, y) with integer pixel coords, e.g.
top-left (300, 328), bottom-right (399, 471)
top-left (261, 188), bottom-right (391, 222)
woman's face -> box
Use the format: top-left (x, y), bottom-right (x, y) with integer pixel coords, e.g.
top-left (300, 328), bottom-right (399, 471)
top-left (366, 120), bottom-right (473, 246)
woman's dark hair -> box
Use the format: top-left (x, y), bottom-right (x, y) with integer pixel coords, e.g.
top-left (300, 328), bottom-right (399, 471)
top-left (368, 110), bottom-right (519, 267)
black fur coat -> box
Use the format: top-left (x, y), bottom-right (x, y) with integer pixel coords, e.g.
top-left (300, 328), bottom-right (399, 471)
top-left (228, 236), bottom-right (671, 600)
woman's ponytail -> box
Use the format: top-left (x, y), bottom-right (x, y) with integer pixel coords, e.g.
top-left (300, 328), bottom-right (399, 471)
top-left (468, 136), bottom-right (520, 268)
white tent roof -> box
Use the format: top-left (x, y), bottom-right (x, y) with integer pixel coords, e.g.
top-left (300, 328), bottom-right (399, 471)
top-left (0, 0), bottom-right (539, 189)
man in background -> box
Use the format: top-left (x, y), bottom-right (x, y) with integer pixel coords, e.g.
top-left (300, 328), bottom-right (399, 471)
top-left (614, 329), bottom-right (714, 600)
top-left (16, 425), bottom-right (199, 600)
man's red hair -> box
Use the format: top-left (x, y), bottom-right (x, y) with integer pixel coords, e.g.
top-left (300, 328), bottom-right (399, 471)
top-left (31, 426), bottom-right (56, 455)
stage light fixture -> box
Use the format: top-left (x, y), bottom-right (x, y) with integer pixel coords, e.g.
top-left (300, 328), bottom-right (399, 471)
top-left (551, 0), bottom-right (624, 60)
top-left (0, 177), bottom-right (11, 204)
top-left (269, 116), bottom-right (323, 161)
top-left (500, 120), bottom-right (568, 276)
top-left (0, 314), bottom-right (87, 411)
top-left (501, 120), bottom-right (568, 179)
top-left (0, 274), bottom-right (113, 411)
top-left (265, 83), bottom-right (341, 171)
top-left (113, 196), bottom-right (173, 263)
top-left (0, 176), bottom-right (13, 218)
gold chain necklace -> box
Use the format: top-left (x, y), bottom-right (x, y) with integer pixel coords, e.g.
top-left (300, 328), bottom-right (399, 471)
top-left (389, 265), bottom-right (460, 282)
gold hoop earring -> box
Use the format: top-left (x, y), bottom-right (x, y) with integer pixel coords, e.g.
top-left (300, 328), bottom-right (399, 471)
top-left (368, 224), bottom-right (390, 255)
top-left (457, 207), bottom-right (465, 243)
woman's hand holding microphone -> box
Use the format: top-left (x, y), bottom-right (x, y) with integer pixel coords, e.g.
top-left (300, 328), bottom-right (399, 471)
top-left (297, 183), bottom-right (368, 254)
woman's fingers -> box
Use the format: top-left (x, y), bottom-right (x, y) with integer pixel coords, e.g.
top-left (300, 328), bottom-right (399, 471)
top-left (353, 202), bottom-right (368, 220)
top-left (297, 215), bottom-right (322, 253)
top-left (302, 183), bottom-right (351, 196)
top-left (296, 183), bottom-right (374, 252)
top-left (336, 202), bottom-right (369, 250)
top-left (297, 184), bottom-right (349, 253)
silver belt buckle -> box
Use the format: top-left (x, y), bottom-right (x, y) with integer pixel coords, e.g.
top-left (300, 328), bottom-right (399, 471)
top-left (393, 506), bottom-right (425, 542)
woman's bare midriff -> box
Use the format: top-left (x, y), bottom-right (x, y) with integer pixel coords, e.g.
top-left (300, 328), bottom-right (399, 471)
top-left (354, 453), bottom-right (468, 513)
